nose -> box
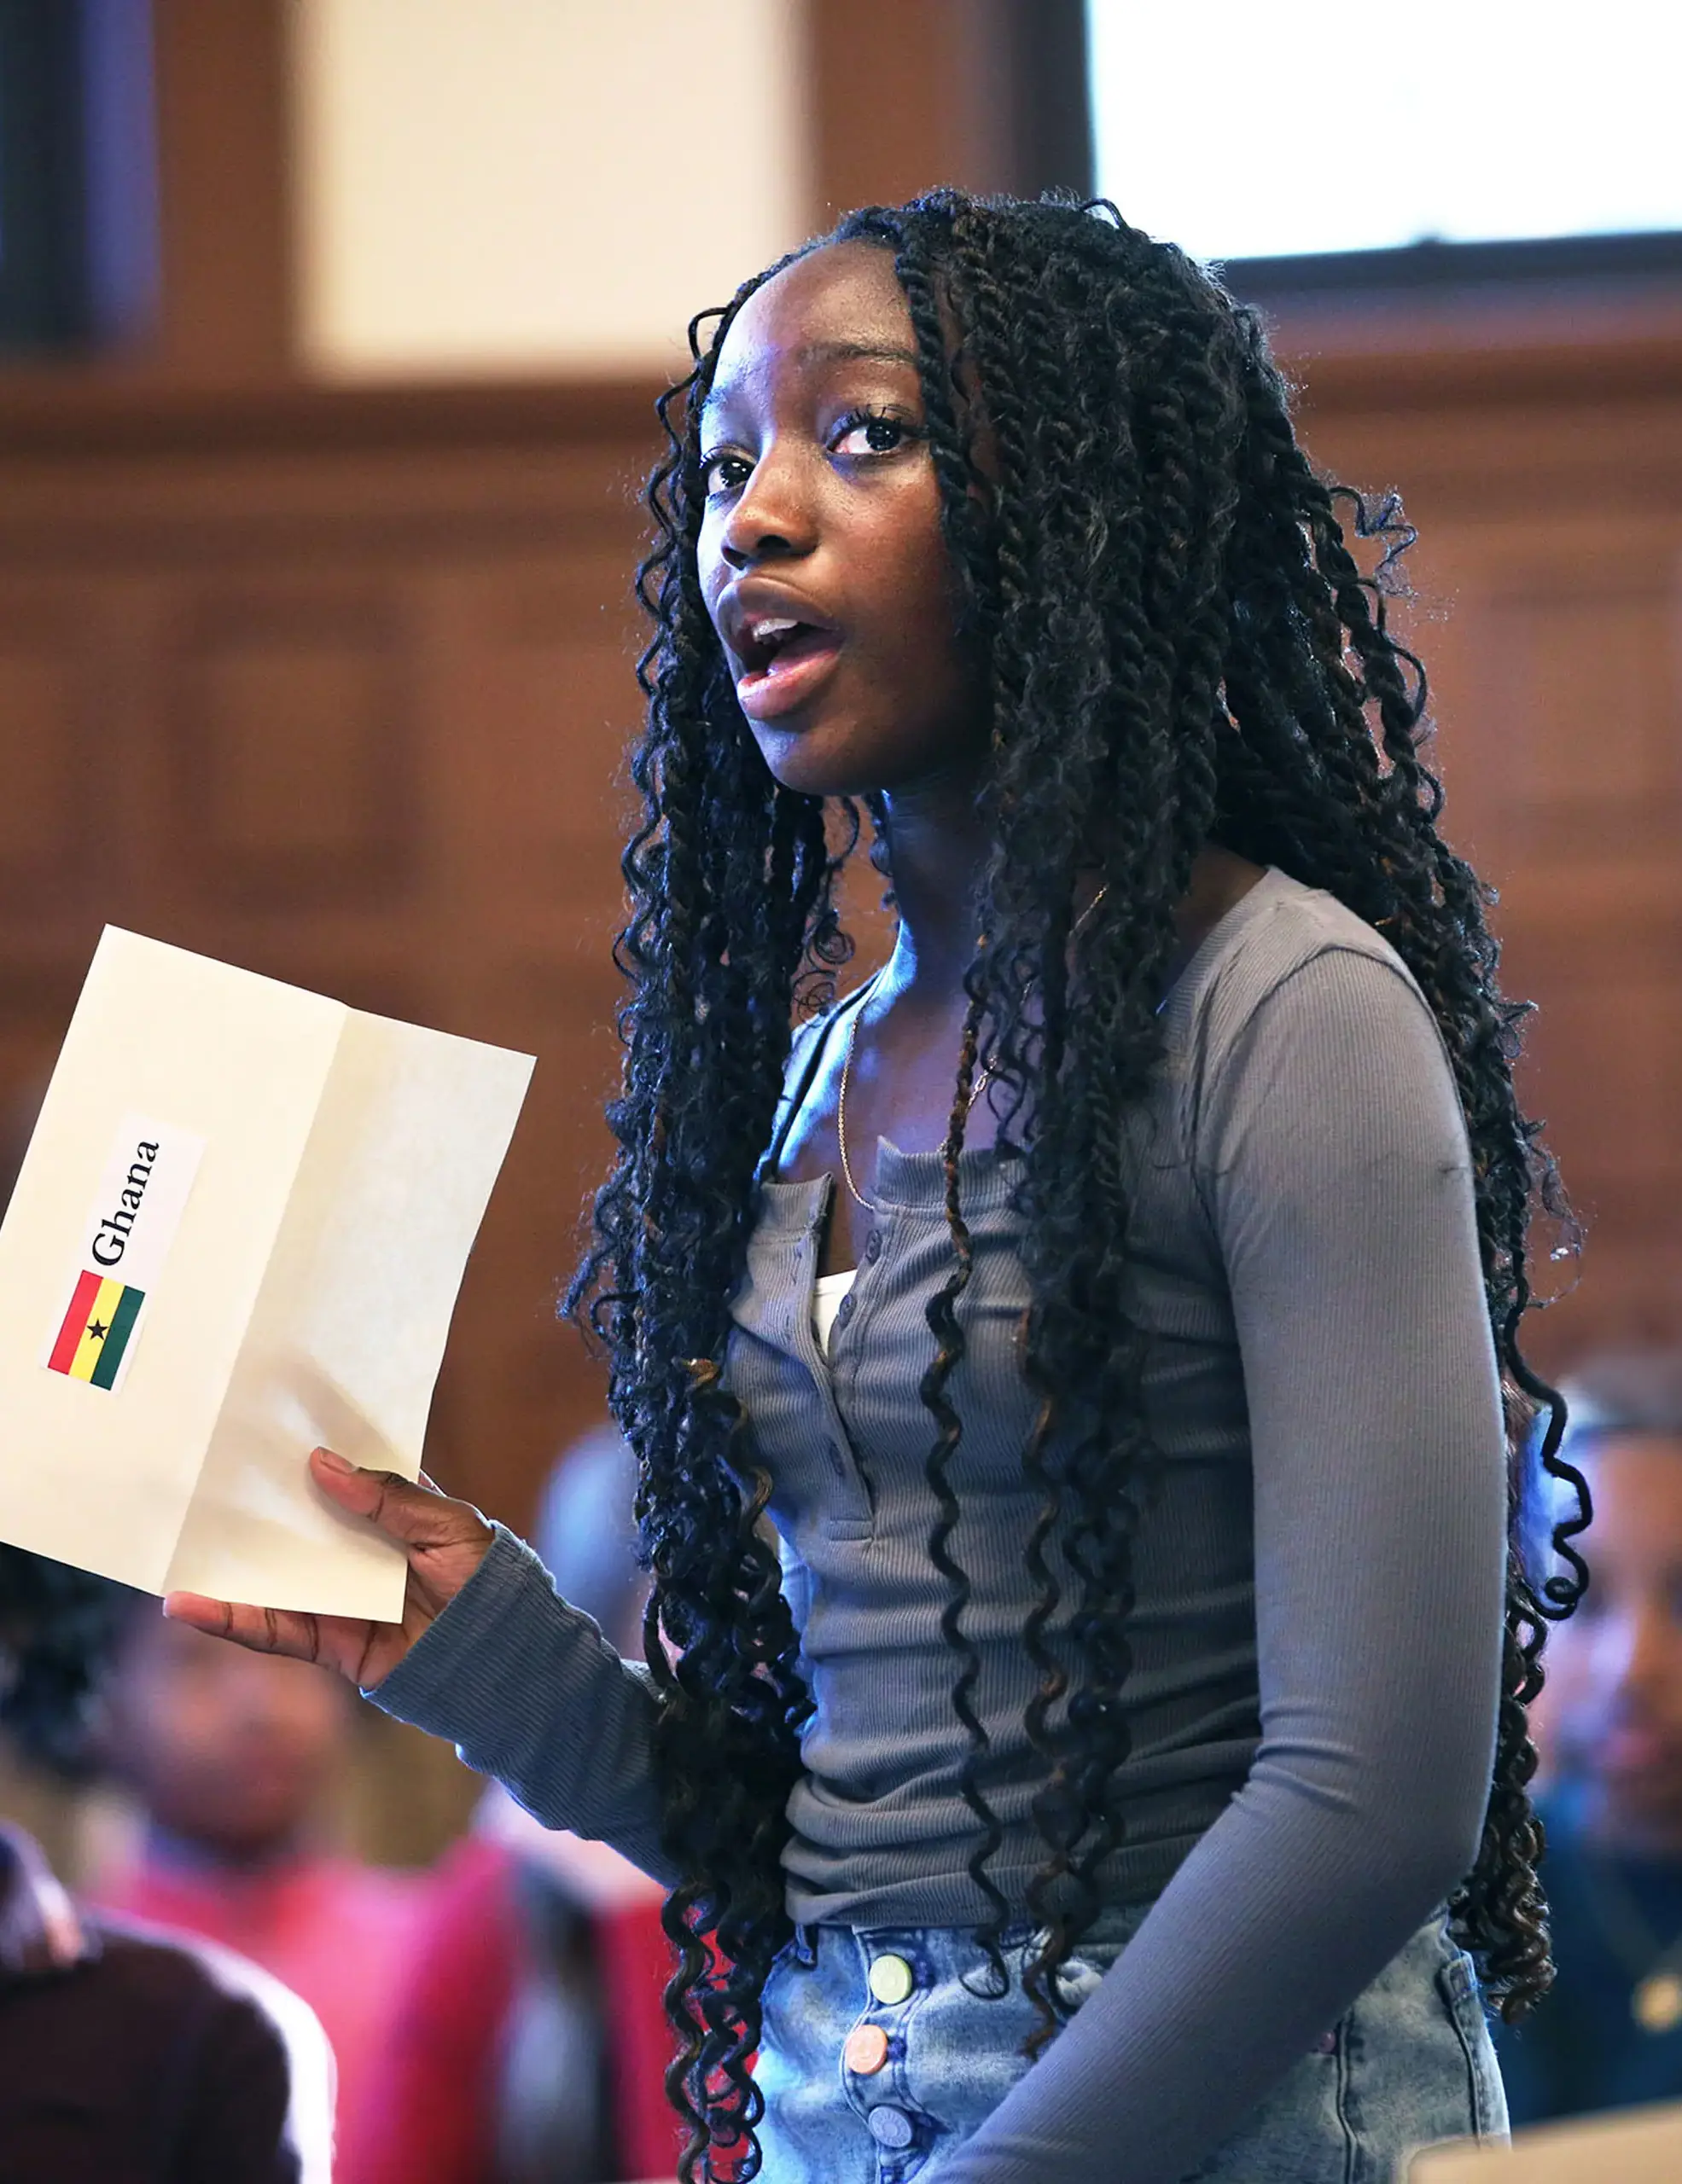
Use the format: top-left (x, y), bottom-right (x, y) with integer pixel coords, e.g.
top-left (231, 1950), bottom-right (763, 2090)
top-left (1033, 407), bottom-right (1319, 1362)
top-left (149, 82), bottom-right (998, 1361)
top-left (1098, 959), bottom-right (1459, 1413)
top-left (717, 446), bottom-right (818, 572)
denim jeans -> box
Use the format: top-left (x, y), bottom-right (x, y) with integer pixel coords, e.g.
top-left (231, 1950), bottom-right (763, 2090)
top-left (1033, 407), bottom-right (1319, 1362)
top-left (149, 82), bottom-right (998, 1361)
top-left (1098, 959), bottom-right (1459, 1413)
top-left (754, 1907), bottom-right (1508, 2182)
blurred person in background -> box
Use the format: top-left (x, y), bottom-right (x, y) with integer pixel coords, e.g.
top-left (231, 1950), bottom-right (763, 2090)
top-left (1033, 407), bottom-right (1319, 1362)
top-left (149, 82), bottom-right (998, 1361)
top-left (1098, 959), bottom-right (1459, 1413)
top-left (1499, 1350), bottom-right (1682, 2124)
top-left (89, 1583), bottom-right (427, 2182)
top-left (344, 1423), bottom-right (671, 2184)
top-left (0, 1541), bottom-right (333, 2181)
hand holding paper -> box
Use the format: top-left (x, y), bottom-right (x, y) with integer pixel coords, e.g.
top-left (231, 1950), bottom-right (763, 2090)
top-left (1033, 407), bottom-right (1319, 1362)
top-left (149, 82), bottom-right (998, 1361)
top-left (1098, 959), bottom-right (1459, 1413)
top-left (0, 929), bottom-right (534, 1620)
top-left (164, 1446), bottom-right (492, 1689)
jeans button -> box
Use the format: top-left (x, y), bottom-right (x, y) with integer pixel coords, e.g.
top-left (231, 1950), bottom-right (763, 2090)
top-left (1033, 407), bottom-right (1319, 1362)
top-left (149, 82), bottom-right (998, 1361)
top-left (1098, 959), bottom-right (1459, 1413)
top-left (867, 2106), bottom-right (915, 2150)
top-left (868, 1954), bottom-right (915, 2006)
top-left (844, 2024), bottom-right (890, 2076)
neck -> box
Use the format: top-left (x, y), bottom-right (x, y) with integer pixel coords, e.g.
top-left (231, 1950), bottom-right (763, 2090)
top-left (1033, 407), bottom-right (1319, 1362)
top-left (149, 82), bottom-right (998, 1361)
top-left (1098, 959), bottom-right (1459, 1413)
top-left (876, 765), bottom-right (992, 997)
top-left (876, 788), bottom-right (1264, 1009)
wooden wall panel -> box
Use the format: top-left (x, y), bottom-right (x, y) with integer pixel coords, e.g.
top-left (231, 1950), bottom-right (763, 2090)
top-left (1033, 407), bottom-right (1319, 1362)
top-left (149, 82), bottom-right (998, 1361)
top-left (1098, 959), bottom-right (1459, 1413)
top-left (1464, 564), bottom-right (1681, 857)
top-left (428, 568), bottom-right (640, 946)
top-left (0, 611), bottom-right (93, 902)
top-left (0, 385), bottom-right (660, 1548)
top-left (1293, 340), bottom-right (1682, 1370)
top-left (171, 590), bottom-right (417, 905)
top-left (0, 327), bottom-right (1678, 1525)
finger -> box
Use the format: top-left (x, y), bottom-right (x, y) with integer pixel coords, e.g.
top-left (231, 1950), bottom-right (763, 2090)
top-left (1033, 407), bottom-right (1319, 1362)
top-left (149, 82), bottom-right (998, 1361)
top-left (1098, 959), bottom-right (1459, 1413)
top-left (308, 1448), bottom-right (486, 1550)
top-left (161, 1591), bottom-right (323, 1663)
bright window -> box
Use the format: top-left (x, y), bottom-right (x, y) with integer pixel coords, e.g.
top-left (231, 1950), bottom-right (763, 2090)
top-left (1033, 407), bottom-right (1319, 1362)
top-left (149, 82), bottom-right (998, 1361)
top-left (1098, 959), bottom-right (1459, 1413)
top-left (1087, 0), bottom-right (1682, 263)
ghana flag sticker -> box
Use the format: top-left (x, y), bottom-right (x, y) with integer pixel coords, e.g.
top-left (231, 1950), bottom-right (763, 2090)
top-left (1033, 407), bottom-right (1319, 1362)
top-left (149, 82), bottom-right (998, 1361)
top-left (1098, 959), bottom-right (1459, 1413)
top-left (49, 1270), bottom-right (146, 1387)
top-left (42, 1112), bottom-right (205, 1396)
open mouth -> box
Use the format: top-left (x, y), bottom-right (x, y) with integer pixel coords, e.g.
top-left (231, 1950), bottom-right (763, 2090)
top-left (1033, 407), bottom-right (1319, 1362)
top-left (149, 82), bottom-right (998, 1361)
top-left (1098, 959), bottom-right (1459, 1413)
top-left (737, 618), bottom-right (833, 675)
top-left (733, 616), bottom-right (843, 720)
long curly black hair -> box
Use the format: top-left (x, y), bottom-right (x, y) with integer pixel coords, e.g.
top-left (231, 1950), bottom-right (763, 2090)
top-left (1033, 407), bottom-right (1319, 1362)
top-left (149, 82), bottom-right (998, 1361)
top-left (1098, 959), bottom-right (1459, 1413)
top-left (567, 189), bottom-right (1592, 2181)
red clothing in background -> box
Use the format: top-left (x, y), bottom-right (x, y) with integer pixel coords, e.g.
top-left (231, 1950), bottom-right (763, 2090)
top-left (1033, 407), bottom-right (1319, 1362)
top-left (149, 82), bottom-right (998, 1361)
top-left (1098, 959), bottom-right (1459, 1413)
top-left (95, 1846), bottom-right (424, 2184)
top-left (342, 1830), bottom-right (675, 2184)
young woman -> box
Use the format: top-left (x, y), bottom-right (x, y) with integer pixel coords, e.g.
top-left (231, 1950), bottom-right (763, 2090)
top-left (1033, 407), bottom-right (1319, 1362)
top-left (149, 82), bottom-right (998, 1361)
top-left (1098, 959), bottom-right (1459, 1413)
top-left (167, 192), bottom-right (1592, 2183)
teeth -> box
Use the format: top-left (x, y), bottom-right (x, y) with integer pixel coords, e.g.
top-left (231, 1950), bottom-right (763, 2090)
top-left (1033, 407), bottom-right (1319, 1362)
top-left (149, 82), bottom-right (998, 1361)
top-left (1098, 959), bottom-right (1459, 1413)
top-left (749, 617), bottom-right (800, 645)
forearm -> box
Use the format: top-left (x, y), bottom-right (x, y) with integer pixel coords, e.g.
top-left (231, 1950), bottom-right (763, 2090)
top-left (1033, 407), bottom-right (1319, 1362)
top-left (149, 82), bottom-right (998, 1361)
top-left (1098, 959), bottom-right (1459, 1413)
top-left (368, 1524), bottom-right (678, 1885)
top-left (940, 1523), bottom-right (1498, 2184)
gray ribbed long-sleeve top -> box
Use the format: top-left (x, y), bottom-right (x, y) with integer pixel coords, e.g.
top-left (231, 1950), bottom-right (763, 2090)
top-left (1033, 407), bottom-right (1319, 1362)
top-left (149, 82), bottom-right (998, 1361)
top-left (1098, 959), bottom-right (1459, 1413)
top-left (369, 868), bottom-right (1509, 2183)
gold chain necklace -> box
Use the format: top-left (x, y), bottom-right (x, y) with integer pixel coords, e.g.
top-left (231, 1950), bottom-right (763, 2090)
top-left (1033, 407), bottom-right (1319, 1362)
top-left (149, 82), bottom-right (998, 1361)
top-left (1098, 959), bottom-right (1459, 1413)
top-left (835, 886), bottom-right (1110, 1214)
top-left (835, 970), bottom-right (890, 1212)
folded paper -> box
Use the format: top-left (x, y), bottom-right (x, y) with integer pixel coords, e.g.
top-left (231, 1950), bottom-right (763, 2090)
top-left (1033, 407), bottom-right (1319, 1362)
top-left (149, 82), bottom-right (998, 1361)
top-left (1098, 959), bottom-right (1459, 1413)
top-left (1409, 2099), bottom-right (1682, 2180)
top-left (0, 929), bottom-right (534, 1619)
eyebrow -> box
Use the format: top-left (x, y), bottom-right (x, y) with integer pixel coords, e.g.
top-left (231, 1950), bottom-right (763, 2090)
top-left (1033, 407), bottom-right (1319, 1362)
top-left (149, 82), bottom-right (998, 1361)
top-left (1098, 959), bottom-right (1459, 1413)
top-left (797, 340), bottom-right (921, 370)
top-left (700, 340), bottom-right (922, 429)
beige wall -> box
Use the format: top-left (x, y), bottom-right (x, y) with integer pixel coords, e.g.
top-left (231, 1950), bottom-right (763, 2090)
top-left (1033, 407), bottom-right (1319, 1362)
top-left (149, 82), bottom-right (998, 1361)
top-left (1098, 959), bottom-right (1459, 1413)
top-left (289, 0), bottom-right (812, 377)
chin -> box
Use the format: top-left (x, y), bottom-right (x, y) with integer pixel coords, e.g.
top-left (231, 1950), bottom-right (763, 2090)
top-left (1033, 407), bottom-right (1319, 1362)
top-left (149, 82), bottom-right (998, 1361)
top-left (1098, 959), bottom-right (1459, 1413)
top-left (754, 720), bottom-right (972, 807)
top-left (751, 723), bottom-right (881, 801)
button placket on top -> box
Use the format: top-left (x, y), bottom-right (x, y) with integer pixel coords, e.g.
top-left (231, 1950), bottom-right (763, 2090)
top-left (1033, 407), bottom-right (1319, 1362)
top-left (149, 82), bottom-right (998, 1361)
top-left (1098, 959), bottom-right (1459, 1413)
top-left (821, 1202), bottom-right (901, 1540)
top-left (745, 989), bottom-right (882, 1524)
top-left (779, 1179), bottom-right (876, 1530)
top-left (824, 1194), bottom-right (891, 1364)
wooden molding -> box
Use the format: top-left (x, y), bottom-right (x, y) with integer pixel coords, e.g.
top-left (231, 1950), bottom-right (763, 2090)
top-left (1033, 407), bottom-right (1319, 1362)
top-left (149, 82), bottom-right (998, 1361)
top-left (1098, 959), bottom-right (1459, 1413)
top-left (0, 372), bottom-right (665, 458)
top-left (807, 0), bottom-right (1091, 219)
top-left (1272, 298), bottom-right (1682, 417)
top-left (3, 316), bottom-right (1681, 469)
top-left (146, 0), bottom-right (294, 378)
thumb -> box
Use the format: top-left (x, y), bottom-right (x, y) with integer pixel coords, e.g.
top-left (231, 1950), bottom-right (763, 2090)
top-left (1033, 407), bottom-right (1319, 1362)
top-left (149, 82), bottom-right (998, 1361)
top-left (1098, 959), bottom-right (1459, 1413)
top-left (309, 1447), bottom-right (489, 1551)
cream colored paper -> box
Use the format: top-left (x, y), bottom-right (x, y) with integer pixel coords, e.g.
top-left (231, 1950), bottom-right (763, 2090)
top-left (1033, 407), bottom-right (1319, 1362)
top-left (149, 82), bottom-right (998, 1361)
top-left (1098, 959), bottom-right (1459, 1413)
top-left (1410, 2100), bottom-right (1682, 2179)
top-left (0, 928), bottom-right (533, 1618)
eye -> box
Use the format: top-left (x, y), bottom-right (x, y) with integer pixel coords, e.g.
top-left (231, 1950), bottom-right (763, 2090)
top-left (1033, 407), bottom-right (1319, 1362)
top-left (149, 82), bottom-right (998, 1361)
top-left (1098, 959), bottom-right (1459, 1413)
top-left (829, 407), bottom-right (921, 460)
top-left (698, 448), bottom-right (752, 499)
